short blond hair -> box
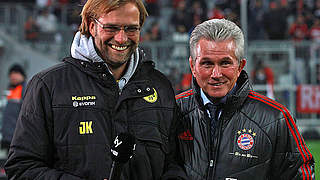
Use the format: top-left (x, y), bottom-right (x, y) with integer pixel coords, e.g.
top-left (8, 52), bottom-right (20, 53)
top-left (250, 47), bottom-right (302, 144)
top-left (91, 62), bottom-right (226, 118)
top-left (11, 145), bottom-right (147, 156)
top-left (79, 0), bottom-right (148, 37)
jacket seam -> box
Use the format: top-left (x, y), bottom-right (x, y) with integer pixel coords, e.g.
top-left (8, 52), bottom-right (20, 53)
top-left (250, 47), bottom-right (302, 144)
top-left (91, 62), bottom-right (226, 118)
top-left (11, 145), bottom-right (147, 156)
top-left (51, 106), bottom-right (110, 113)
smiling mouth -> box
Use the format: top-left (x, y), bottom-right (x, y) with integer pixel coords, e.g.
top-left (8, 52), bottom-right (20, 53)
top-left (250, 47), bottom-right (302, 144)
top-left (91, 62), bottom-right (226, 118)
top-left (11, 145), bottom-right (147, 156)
top-left (210, 82), bottom-right (225, 86)
top-left (110, 44), bottom-right (129, 51)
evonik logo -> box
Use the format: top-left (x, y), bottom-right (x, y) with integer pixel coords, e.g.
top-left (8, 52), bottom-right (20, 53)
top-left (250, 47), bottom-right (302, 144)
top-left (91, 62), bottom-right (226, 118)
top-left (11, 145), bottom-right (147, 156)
top-left (73, 101), bottom-right (96, 107)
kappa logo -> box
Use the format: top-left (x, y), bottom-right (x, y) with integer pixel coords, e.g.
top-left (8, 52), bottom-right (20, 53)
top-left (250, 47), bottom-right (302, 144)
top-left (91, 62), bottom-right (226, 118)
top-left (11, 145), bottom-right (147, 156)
top-left (236, 128), bottom-right (256, 151)
top-left (72, 95), bottom-right (96, 107)
top-left (72, 95), bottom-right (96, 101)
top-left (143, 88), bottom-right (158, 103)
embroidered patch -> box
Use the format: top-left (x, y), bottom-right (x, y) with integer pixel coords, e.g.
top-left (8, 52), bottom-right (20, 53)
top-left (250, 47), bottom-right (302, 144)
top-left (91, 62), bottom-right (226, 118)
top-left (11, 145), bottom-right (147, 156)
top-left (237, 133), bottom-right (254, 150)
top-left (143, 88), bottom-right (157, 103)
top-left (72, 95), bottom-right (96, 107)
top-left (178, 129), bottom-right (194, 140)
top-left (236, 129), bottom-right (256, 151)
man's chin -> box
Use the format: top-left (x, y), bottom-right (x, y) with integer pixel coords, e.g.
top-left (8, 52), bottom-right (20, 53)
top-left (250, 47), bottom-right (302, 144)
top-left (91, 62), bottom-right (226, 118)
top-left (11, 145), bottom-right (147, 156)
top-left (106, 59), bottom-right (128, 69)
top-left (105, 47), bottom-right (136, 68)
top-left (207, 91), bottom-right (227, 99)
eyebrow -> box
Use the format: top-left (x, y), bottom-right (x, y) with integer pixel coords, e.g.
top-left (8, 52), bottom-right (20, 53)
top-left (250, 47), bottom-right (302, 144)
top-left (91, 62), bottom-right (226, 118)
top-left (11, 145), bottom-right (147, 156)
top-left (221, 57), bottom-right (232, 61)
top-left (200, 56), bottom-right (232, 60)
top-left (101, 23), bottom-right (140, 27)
top-left (200, 57), bottom-right (212, 61)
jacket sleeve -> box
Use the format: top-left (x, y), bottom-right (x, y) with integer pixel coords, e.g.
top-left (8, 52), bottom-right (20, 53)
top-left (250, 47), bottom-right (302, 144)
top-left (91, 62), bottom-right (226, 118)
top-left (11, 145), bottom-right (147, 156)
top-left (161, 103), bottom-right (189, 180)
top-left (270, 109), bottom-right (315, 180)
top-left (4, 75), bottom-right (84, 180)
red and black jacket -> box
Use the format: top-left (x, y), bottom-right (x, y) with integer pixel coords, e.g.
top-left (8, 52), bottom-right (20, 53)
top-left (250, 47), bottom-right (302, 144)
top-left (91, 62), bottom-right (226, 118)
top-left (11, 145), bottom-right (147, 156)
top-left (175, 71), bottom-right (315, 180)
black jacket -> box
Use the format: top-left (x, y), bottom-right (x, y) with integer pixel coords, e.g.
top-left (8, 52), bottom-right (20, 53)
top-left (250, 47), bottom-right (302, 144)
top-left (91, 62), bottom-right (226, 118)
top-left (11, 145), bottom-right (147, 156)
top-left (4, 53), bottom-right (186, 180)
top-left (175, 71), bottom-right (315, 180)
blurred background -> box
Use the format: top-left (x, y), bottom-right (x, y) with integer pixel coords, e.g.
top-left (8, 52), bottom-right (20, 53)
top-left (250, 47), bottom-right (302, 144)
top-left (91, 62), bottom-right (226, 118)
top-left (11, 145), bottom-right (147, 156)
top-left (1, 0), bottom-right (320, 178)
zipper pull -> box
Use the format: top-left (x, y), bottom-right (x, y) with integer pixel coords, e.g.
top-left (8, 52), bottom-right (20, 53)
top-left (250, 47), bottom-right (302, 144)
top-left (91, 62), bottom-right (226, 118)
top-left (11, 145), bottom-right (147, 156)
top-left (209, 160), bottom-right (214, 167)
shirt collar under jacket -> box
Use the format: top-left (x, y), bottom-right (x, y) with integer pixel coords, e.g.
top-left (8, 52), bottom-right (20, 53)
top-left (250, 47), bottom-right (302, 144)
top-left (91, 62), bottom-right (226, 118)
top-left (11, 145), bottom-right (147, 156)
top-left (70, 31), bottom-right (139, 91)
top-left (201, 83), bottom-right (237, 118)
top-left (201, 88), bottom-right (212, 107)
top-left (201, 88), bottom-right (222, 119)
top-left (200, 83), bottom-right (237, 107)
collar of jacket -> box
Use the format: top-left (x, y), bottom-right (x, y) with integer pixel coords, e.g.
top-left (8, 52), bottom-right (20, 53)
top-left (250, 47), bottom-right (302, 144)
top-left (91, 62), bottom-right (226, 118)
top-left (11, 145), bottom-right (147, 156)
top-left (63, 48), bottom-right (156, 101)
top-left (63, 48), bottom-right (154, 81)
top-left (192, 70), bottom-right (251, 112)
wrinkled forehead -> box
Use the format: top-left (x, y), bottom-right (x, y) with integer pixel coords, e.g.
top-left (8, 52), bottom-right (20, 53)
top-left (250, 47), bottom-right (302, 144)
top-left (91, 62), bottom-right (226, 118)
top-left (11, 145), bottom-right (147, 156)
top-left (195, 38), bottom-right (236, 58)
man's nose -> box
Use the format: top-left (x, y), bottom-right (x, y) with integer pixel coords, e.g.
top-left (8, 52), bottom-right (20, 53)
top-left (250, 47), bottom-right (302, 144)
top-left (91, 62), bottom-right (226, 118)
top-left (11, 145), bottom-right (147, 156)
top-left (114, 29), bottom-right (128, 44)
top-left (211, 66), bottom-right (222, 78)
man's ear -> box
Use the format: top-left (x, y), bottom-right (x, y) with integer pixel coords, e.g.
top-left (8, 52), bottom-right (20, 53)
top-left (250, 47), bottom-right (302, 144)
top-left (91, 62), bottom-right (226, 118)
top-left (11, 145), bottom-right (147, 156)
top-left (89, 20), bottom-right (95, 38)
top-left (189, 56), bottom-right (196, 77)
top-left (239, 59), bottom-right (246, 72)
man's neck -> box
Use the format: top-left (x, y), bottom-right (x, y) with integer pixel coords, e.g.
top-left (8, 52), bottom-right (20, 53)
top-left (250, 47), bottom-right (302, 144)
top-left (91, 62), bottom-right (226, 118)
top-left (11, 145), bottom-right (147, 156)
top-left (201, 83), bottom-right (237, 105)
top-left (109, 62), bottom-right (129, 80)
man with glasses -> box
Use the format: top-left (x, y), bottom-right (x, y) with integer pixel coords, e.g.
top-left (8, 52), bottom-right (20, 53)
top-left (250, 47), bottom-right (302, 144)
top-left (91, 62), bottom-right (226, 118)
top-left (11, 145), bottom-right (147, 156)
top-left (4, 0), bottom-right (187, 179)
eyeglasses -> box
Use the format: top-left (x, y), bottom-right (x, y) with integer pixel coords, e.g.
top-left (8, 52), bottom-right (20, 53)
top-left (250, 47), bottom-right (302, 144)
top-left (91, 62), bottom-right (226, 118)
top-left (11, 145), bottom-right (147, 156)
top-left (94, 19), bottom-right (140, 36)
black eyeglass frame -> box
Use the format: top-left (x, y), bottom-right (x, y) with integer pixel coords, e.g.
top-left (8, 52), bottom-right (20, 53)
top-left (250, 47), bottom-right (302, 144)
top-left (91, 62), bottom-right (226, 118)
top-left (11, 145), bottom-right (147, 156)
top-left (94, 19), bottom-right (141, 36)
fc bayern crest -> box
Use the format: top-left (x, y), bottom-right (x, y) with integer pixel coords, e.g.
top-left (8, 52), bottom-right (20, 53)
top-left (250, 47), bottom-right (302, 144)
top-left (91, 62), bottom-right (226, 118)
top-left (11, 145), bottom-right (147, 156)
top-left (237, 133), bottom-right (254, 150)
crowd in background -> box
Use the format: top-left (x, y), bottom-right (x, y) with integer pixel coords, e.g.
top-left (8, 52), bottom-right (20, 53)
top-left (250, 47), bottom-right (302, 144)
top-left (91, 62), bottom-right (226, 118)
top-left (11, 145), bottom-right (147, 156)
top-left (2, 0), bottom-right (320, 93)
top-left (142, 0), bottom-right (320, 43)
top-left (4, 0), bottom-right (320, 44)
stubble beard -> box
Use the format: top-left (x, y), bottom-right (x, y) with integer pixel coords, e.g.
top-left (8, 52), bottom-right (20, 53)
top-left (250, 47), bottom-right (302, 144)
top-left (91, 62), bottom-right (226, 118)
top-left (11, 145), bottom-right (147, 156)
top-left (105, 45), bottom-right (137, 69)
top-left (102, 40), bottom-right (138, 70)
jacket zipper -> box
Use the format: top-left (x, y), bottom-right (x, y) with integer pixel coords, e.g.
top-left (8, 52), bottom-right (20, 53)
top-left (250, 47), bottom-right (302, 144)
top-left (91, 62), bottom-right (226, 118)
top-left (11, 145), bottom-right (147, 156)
top-left (208, 113), bottom-right (223, 180)
top-left (212, 117), bottom-right (223, 179)
top-left (207, 114), bottom-right (214, 179)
